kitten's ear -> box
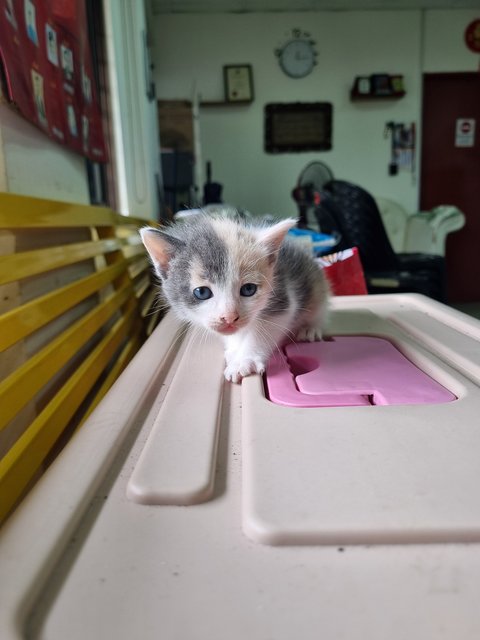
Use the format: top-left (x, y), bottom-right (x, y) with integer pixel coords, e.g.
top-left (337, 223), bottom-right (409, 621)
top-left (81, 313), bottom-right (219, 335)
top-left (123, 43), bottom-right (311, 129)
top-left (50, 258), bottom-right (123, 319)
top-left (140, 227), bottom-right (185, 276)
top-left (257, 218), bottom-right (297, 263)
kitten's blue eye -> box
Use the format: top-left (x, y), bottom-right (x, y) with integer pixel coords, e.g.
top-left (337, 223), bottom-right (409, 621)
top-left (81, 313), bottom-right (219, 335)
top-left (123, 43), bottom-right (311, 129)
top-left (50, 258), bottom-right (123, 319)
top-left (193, 286), bottom-right (213, 300)
top-left (240, 283), bottom-right (257, 297)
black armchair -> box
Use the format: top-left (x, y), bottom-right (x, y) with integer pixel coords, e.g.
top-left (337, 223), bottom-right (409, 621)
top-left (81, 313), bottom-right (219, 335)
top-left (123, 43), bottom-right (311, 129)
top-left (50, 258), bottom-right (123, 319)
top-left (316, 180), bottom-right (446, 302)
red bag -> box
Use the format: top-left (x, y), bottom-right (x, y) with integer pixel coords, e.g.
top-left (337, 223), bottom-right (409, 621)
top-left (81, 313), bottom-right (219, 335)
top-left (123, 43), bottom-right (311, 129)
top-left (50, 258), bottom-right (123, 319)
top-left (317, 247), bottom-right (368, 296)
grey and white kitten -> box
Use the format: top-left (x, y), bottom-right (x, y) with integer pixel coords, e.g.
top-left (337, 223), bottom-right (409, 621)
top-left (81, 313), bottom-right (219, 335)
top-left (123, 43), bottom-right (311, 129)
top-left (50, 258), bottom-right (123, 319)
top-left (141, 212), bottom-right (330, 383)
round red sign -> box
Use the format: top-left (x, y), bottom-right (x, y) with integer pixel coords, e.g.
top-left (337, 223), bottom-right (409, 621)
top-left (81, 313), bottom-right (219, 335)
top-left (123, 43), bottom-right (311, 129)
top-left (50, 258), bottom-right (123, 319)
top-left (465, 19), bottom-right (480, 53)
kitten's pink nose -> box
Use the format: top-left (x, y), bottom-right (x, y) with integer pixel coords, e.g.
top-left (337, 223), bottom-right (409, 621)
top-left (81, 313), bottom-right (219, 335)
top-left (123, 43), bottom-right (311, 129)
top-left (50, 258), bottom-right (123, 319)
top-left (220, 312), bottom-right (240, 325)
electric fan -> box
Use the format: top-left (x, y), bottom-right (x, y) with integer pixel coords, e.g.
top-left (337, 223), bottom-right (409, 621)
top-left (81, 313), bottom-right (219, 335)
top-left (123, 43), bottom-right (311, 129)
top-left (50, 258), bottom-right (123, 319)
top-left (291, 161), bottom-right (334, 228)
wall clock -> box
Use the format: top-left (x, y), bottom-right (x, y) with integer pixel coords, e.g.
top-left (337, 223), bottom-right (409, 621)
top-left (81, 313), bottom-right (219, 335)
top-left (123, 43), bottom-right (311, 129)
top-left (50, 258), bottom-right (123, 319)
top-left (276, 29), bottom-right (318, 79)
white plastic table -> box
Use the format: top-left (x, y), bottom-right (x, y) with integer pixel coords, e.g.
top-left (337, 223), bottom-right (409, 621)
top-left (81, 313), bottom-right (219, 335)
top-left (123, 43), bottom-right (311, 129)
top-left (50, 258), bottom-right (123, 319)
top-left (2, 294), bottom-right (480, 639)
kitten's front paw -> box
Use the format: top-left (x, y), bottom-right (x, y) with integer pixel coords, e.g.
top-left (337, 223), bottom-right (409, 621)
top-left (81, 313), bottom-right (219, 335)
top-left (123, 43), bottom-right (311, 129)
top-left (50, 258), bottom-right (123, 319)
top-left (224, 357), bottom-right (266, 384)
top-left (296, 326), bottom-right (323, 342)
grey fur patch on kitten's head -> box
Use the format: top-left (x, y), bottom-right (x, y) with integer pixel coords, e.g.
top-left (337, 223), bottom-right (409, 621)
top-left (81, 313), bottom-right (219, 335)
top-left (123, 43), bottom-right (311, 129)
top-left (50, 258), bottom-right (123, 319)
top-left (140, 212), bottom-right (296, 334)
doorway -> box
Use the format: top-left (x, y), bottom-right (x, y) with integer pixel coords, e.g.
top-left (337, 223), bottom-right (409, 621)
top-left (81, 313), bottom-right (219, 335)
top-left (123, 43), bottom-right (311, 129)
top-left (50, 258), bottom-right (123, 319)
top-left (420, 72), bottom-right (480, 303)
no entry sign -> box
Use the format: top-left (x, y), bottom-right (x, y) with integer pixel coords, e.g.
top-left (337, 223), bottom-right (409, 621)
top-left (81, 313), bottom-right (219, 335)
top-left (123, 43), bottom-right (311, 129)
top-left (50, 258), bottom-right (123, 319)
top-left (455, 118), bottom-right (476, 147)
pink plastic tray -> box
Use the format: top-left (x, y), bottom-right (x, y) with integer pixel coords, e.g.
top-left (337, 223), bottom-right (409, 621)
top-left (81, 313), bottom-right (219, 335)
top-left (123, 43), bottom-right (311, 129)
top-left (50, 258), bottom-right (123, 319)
top-left (265, 336), bottom-right (456, 407)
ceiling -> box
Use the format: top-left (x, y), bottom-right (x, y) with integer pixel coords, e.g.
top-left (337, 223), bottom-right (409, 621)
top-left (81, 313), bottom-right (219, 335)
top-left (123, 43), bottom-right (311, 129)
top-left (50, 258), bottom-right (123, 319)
top-left (152, 0), bottom-right (480, 13)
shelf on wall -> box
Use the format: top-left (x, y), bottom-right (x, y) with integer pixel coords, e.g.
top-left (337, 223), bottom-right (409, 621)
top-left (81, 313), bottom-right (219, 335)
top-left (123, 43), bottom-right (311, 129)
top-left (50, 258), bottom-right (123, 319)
top-left (350, 74), bottom-right (406, 102)
top-left (350, 90), bottom-right (406, 101)
top-left (200, 100), bottom-right (253, 107)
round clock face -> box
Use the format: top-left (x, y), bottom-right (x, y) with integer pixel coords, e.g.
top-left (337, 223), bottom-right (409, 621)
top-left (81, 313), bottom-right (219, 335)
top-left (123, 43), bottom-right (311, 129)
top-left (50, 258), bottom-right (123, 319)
top-left (279, 39), bottom-right (316, 78)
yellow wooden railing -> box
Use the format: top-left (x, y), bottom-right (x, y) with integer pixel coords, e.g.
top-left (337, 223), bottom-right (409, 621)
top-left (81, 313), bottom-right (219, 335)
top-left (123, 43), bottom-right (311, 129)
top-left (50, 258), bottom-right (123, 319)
top-left (0, 193), bottom-right (161, 524)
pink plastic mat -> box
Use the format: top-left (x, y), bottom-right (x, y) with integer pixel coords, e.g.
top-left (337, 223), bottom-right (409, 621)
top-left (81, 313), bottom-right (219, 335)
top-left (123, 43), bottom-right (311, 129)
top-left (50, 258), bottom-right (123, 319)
top-left (265, 336), bottom-right (456, 407)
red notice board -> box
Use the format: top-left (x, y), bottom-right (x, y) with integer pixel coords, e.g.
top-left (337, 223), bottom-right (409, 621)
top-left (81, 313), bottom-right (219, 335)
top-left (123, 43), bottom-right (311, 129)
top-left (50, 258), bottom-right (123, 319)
top-left (0, 0), bottom-right (107, 162)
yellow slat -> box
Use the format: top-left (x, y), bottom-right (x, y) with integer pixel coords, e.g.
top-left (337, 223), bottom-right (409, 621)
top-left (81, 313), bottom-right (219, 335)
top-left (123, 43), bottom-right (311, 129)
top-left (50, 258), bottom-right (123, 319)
top-left (0, 238), bottom-right (122, 286)
top-left (0, 257), bottom-right (136, 352)
top-left (135, 275), bottom-right (151, 300)
top-left (122, 243), bottom-right (146, 259)
top-left (79, 334), bottom-right (141, 425)
top-left (146, 309), bottom-right (163, 336)
top-left (0, 192), bottom-right (149, 228)
top-left (140, 288), bottom-right (158, 317)
top-left (128, 257), bottom-right (150, 279)
top-left (0, 283), bottom-right (133, 431)
top-left (0, 305), bottom-right (137, 524)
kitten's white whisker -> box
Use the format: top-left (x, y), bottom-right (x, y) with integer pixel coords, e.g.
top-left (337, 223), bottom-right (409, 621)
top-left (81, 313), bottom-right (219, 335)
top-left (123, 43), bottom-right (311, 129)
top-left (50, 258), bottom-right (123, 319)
top-left (259, 318), bottom-right (296, 344)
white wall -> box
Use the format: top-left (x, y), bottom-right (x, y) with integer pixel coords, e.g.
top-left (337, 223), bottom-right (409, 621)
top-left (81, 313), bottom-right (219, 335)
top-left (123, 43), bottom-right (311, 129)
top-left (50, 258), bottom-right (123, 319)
top-left (152, 9), bottom-right (479, 218)
top-left (0, 101), bottom-right (90, 204)
top-left (423, 10), bottom-right (480, 72)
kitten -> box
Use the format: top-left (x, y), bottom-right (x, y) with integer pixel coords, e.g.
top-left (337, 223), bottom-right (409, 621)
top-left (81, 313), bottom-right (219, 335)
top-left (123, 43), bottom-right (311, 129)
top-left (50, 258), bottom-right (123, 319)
top-left (141, 212), bottom-right (330, 383)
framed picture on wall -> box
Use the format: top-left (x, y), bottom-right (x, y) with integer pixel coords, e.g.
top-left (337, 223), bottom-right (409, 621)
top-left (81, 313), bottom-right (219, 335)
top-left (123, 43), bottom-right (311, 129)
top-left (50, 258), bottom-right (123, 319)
top-left (223, 65), bottom-right (254, 103)
top-left (264, 102), bottom-right (333, 153)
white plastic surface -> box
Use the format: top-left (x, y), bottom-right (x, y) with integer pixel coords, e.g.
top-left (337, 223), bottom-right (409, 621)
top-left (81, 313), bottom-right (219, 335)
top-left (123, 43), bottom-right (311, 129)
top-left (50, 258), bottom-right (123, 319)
top-left (127, 332), bottom-right (225, 504)
top-left (2, 295), bottom-right (480, 640)
top-left (243, 308), bottom-right (479, 546)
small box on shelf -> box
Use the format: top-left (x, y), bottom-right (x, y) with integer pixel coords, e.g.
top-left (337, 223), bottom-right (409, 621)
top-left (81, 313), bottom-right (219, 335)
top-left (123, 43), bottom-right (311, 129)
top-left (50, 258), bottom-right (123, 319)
top-left (350, 74), bottom-right (406, 101)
